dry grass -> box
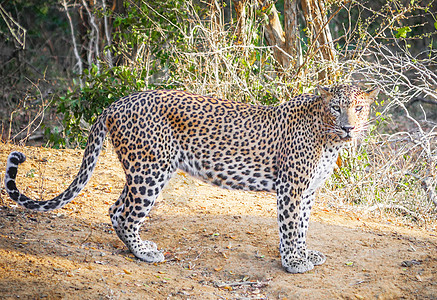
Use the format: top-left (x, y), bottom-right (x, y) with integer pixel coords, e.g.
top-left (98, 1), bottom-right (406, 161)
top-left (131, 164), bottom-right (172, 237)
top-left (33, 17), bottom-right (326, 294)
top-left (322, 131), bottom-right (437, 228)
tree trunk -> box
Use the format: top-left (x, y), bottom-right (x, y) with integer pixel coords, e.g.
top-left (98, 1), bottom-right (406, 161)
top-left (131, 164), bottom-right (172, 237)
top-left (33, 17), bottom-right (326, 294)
top-left (258, 0), bottom-right (336, 82)
top-left (300, 0), bottom-right (336, 83)
top-left (284, 0), bottom-right (302, 68)
top-left (258, 0), bottom-right (289, 69)
top-left (232, 0), bottom-right (247, 44)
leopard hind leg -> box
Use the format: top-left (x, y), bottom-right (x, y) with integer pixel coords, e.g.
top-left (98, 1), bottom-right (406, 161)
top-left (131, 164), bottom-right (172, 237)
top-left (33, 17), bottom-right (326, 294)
top-left (109, 171), bottom-right (172, 262)
top-left (109, 185), bottom-right (158, 250)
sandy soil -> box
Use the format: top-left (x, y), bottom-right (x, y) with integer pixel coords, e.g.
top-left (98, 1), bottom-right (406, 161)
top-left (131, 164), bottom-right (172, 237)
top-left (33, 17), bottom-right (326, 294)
top-left (0, 142), bottom-right (436, 299)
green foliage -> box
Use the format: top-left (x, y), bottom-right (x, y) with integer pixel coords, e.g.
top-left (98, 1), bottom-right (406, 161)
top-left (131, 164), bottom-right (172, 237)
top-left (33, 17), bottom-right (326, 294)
top-left (395, 26), bottom-right (412, 38)
top-left (111, 0), bottom-right (189, 68)
top-left (56, 63), bottom-right (149, 146)
top-left (43, 126), bottom-right (66, 149)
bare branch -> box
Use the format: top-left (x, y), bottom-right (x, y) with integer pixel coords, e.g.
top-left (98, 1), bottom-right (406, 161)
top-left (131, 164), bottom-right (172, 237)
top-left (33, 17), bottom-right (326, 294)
top-left (81, 0), bottom-right (101, 72)
top-left (61, 0), bottom-right (83, 88)
top-left (0, 4), bottom-right (26, 49)
top-left (102, 0), bottom-right (113, 68)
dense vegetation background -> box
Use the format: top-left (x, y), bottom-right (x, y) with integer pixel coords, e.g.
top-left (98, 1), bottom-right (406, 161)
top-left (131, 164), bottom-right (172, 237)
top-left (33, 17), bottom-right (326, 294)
top-left (0, 0), bottom-right (436, 225)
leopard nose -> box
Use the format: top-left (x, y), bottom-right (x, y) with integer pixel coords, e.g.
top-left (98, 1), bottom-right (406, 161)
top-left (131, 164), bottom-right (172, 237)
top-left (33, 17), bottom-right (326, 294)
top-left (342, 125), bottom-right (355, 133)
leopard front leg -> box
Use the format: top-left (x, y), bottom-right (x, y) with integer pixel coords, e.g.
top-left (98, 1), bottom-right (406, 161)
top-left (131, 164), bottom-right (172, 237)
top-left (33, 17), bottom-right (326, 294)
top-left (298, 190), bottom-right (326, 266)
top-left (109, 184), bottom-right (163, 263)
top-left (276, 182), bottom-right (314, 273)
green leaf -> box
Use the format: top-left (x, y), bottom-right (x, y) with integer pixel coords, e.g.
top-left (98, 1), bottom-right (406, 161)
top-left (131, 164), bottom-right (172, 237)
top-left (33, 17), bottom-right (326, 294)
top-left (434, 21), bottom-right (437, 30)
top-left (395, 26), bottom-right (412, 38)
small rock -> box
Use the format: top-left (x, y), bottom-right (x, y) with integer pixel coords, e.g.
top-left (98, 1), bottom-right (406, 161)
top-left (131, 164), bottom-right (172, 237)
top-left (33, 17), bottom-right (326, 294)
top-left (401, 259), bottom-right (421, 267)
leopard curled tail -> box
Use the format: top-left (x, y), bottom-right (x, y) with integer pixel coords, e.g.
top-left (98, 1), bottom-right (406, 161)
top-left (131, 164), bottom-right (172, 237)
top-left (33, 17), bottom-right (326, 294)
top-left (4, 112), bottom-right (108, 212)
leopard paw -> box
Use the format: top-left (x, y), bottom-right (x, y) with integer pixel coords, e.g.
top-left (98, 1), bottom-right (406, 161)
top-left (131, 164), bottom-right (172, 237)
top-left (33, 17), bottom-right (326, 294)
top-left (307, 250), bottom-right (326, 266)
top-left (136, 249), bottom-right (165, 263)
top-left (142, 240), bottom-right (158, 251)
top-left (283, 258), bottom-right (314, 274)
top-left (128, 240), bottom-right (162, 263)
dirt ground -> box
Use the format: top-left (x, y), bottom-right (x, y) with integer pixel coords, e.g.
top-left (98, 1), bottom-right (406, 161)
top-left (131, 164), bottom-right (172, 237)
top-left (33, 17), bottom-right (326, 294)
top-left (0, 142), bottom-right (436, 299)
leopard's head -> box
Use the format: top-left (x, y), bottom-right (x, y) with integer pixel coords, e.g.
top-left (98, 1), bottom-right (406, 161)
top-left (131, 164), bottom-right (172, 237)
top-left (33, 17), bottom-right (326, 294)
top-left (319, 84), bottom-right (379, 142)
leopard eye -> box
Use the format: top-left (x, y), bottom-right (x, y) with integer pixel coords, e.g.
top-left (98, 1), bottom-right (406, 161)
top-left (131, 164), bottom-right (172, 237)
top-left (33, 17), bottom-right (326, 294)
top-left (332, 105), bottom-right (341, 112)
top-left (355, 106), bottom-right (363, 112)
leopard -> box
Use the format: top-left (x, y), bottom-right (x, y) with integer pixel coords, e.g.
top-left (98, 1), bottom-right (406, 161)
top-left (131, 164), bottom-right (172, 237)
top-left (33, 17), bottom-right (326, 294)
top-left (4, 84), bottom-right (379, 273)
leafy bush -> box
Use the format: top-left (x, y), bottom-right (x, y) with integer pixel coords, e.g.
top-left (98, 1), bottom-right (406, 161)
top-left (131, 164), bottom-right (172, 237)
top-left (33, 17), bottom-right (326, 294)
top-left (55, 63), bottom-right (149, 147)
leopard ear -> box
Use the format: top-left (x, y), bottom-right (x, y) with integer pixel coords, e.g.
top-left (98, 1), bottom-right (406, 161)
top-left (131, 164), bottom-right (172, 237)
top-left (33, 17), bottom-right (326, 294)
top-left (317, 85), bottom-right (333, 103)
top-left (366, 87), bottom-right (380, 103)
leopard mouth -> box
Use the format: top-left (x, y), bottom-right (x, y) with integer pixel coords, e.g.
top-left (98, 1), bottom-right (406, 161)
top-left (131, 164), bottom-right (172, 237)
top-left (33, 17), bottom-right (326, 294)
top-left (339, 132), bottom-right (353, 141)
top-left (340, 135), bottom-right (353, 142)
